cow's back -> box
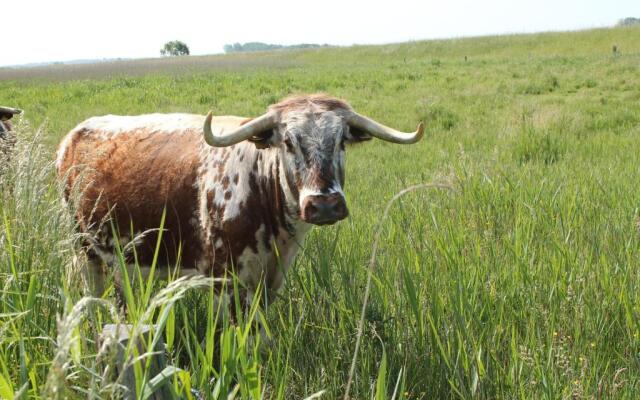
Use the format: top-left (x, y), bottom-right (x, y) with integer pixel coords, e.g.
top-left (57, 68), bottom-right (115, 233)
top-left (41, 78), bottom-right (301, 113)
top-left (57, 113), bottom-right (207, 267)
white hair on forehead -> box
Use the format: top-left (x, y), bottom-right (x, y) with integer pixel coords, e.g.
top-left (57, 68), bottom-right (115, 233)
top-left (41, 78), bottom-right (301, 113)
top-left (284, 111), bottom-right (344, 154)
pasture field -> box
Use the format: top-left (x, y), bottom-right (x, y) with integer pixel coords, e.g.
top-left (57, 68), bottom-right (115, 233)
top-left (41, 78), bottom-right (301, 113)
top-left (1, 26), bottom-right (640, 398)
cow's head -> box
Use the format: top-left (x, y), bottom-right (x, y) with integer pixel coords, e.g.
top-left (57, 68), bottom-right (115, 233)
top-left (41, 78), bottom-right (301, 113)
top-left (0, 106), bottom-right (21, 135)
top-left (203, 94), bottom-right (424, 225)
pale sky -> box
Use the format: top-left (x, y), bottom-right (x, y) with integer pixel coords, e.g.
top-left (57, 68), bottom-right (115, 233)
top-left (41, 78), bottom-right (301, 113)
top-left (1, 0), bottom-right (637, 67)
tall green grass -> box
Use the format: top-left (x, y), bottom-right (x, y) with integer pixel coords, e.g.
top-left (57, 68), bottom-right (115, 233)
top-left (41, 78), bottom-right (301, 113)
top-left (1, 26), bottom-right (640, 398)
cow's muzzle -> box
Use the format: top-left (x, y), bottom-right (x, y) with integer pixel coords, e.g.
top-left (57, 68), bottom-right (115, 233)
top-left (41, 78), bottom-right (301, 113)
top-left (301, 193), bottom-right (349, 225)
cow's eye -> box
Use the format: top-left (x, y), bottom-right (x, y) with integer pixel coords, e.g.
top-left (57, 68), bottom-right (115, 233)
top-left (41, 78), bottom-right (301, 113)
top-left (284, 138), bottom-right (294, 151)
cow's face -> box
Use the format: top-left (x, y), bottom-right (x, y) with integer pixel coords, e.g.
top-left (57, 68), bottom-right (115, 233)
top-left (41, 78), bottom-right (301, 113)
top-left (276, 110), bottom-right (370, 225)
top-left (202, 94), bottom-right (424, 226)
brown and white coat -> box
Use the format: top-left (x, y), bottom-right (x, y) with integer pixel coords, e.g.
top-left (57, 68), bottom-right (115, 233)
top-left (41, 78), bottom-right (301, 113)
top-left (56, 94), bottom-right (424, 304)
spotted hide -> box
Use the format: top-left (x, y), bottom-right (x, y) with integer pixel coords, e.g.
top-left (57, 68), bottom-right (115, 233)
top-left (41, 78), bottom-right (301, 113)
top-left (56, 94), bottom-right (424, 306)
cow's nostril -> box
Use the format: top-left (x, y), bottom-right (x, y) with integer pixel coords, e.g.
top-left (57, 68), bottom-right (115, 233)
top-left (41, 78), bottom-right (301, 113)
top-left (306, 203), bottom-right (318, 215)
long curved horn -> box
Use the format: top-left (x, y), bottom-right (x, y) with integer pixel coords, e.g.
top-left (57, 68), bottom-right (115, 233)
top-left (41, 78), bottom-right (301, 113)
top-left (346, 112), bottom-right (424, 144)
top-left (203, 111), bottom-right (277, 147)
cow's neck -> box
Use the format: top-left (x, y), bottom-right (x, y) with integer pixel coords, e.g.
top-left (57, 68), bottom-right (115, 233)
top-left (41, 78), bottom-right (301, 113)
top-left (201, 143), bottom-right (311, 288)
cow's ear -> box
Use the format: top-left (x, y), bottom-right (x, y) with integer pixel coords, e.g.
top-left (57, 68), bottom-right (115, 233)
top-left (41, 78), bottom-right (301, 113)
top-left (247, 127), bottom-right (284, 149)
top-left (344, 125), bottom-right (372, 144)
top-left (247, 129), bottom-right (276, 149)
top-left (238, 116), bottom-right (282, 149)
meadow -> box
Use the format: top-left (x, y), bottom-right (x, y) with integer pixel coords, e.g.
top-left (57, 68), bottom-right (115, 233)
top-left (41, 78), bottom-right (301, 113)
top-left (1, 25), bottom-right (640, 398)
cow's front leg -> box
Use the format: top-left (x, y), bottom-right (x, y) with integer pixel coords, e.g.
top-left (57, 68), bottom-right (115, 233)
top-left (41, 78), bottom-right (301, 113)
top-left (78, 252), bottom-right (107, 298)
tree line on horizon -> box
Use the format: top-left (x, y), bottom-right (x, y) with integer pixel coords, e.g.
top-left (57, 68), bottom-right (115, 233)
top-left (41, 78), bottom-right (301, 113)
top-left (223, 42), bottom-right (332, 54)
top-left (617, 17), bottom-right (640, 27)
top-left (161, 19), bottom-right (639, 58)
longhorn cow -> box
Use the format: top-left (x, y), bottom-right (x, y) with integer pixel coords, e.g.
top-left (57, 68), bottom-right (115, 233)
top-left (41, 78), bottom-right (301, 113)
top-left (56, 94), bottom-right (424, 304)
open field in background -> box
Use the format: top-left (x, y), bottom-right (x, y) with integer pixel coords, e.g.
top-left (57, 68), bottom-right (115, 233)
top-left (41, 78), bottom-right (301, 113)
top-left (1, 26), bottom-right (640, 398)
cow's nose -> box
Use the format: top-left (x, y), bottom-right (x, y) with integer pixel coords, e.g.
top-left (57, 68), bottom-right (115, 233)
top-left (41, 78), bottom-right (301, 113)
top-left (301, 193), bottom-right (348, 225)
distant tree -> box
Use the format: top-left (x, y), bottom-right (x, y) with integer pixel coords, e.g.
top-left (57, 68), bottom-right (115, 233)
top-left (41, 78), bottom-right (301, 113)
top-left (160, 41), bottom-right (190, 56)
top-left (617, 17), bottom-right (640, 27)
